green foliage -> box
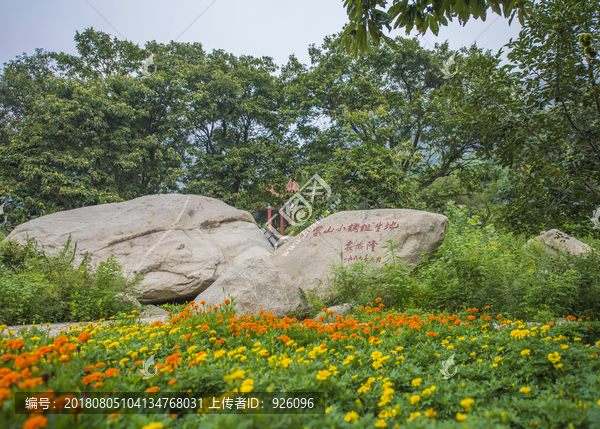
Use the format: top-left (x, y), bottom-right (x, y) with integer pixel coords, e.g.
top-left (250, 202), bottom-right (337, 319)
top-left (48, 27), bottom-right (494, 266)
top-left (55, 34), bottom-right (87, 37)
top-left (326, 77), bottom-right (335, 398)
top-left (0, 237), bottom-right (140, 325)
top-left (340, 0), bottom-right (533, 57)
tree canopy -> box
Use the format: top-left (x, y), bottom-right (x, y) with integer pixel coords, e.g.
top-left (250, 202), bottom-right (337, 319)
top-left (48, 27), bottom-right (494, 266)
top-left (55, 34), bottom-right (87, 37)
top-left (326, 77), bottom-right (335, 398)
top-left (340, 0), bottom-right (535, 56)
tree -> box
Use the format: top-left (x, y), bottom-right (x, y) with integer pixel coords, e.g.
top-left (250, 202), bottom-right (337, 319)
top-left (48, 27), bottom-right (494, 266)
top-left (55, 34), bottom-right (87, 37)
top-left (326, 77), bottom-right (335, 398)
top-left (473, 0), bottom-right (600, 237)
top-left (0, 29), bottom-right (191, 224)
top-left (340, 0), bottom-right (535, 56)
top-left (181, 50), bottom-right (300, 211)
top-left (282, 34), bottom-right (513, 212)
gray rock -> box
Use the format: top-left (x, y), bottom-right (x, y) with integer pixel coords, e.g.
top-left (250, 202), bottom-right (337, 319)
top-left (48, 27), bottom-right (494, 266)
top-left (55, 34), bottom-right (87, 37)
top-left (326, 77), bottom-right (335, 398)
top-left (525, 229), bottom-right (595, 256)
top-left (5, 194), bottom-right (273, 303)
top-left (275, 236), bottom-right (293, 250)
top-left (270, 209), bottom-right (448, 295)
top-left (194, 256), bottom-right (308, 318)
top-left (141, 305), bottom-right (169, 317)
top-left (313, 303), bottom-right (353, 320)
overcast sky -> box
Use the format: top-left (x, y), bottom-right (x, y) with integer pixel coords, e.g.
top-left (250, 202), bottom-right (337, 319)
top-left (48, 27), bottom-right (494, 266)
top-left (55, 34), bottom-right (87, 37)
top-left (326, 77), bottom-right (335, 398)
top-left (1, 1), bottom-right (525, 70)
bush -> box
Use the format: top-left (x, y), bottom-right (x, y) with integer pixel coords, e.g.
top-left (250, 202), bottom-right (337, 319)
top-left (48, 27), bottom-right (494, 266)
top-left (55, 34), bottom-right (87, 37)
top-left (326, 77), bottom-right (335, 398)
top-left (0, 236), bottom-right (141, 325)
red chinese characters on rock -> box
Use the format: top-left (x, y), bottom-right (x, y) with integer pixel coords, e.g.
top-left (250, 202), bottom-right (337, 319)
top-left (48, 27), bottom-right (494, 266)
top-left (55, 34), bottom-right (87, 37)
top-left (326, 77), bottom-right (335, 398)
top-left (344, 255), bottom-right (382, 263)
top-left (343, 240), bottom-right (378, 252)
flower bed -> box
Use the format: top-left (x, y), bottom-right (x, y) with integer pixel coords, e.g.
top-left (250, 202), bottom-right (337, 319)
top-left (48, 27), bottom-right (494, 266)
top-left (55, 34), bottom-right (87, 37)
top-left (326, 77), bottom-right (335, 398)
top-left (1, 301), bottom-right (600, 428)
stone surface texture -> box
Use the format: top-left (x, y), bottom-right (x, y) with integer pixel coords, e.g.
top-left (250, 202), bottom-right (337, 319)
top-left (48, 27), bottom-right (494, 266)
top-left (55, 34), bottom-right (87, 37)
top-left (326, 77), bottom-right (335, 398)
top-left (270, 209), bottom-right (449, 294)
top-left (5, 194), bottom-right (273, 303)
top-left (195, 256), bottom-right (308, 317)
top-left (525, 229), bottom-right (595, 256)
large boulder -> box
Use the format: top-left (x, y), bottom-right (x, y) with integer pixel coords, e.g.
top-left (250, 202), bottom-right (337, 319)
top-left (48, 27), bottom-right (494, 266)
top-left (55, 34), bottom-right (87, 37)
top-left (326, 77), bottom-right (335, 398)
top-left (525, 229), bottom-right (595, 256)
top-left (194, 257), bottom-right (308, 317)
top-left (5, 194), bottom-right (273, 303)
top-left (270, 209), bottom-right (449, 294)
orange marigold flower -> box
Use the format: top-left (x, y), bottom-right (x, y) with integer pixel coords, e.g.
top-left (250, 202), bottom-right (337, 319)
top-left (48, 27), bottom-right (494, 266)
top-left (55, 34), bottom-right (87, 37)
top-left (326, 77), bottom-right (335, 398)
top-left (0, 371), bottom-right (21, 388)
top-left (146, 386), bottom-right (160, 393)
top-left (82, 372), bottom-right (104, 385)
top-left (5, 339), bottom-right (25, 351)
top-left (23, 415), bottom-right (48, 429)
top-left (168, 379), bottom-right (178, 385)
top-left (375, 298), bottom-right (382, 303)
top-left (53, 336), bottom-right (69, 348)
top-left (93, 382), bottom-right (104, 388)
top-left (34, 346), bottom-right (53, 357)
top-left (104, 368), bottom-right (120, 378)
top-left (455, 319), bottom-right (462, 325)
top-left (78, 332), bottom-right (91, 343)
top-left (165, 353), bottom-right (182, 366)
top-left (467, 315), bottom-right (475, 320)
top-left (497, 314), bottom-right (503, 319)
top-left (225, 299), bottom-right (231, 305)
top-left (18, 377), bottom-right (44, 389)
top-left (108, 411), bottom-right (121, 418)
top-left (484, 306), bottom-right (490, 310)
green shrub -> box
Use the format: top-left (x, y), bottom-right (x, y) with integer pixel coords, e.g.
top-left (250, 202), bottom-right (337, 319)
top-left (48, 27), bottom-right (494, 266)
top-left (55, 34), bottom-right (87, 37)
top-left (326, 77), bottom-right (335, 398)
top-left (0, 236), bottom-right (141, 325)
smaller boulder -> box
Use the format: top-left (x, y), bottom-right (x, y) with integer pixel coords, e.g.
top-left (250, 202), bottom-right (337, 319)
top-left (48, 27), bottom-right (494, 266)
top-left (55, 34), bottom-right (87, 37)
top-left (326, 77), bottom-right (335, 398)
top-left (313, 303), bottom-right (353, 321)
top-left (141, 305), bottom-right (169, 317)
top-left (194, 257), bottom-right (308, 318)
top-left (525, 229), bottom-right (595, 256)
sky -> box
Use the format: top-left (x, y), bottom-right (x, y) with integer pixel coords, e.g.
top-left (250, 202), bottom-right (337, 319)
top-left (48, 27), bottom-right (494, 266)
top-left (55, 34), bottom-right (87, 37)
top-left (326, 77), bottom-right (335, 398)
top-left (1, 0), bottom-right (525, 71)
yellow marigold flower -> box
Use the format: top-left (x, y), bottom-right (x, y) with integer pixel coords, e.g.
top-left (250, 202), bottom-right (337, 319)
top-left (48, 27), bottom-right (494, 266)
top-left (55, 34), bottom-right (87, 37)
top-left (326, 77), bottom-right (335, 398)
top-left (561, 345), bottom-right (568, 350)
top-left (187, 346), bottom-right (198, 354)
top-left (240, 379), bottom-right (254, 393)
top-left (458, 337), bottom-right (465, 341)
top-left (119, 358), bottom-right (129, 366)
top-left (495, 356), bottom-right (502, 363)
top-left (344, 411), bottom-right (359, 422)
top-left (410, 395), bottom-right (420, 404)
top-left (460, 398), bottom-right (474, 410)
top-left (493, 363), bottom-right (498, 368)
top-left (555, 363), bottom-right (563, 369)
top-left (139, 347), bottom-right (148, 353)
top-left (316, 370), bottom-right (330, 381)
top-left (456, 412), bottom-right (467, 421)
top-left (371, 351), bottom-right (383, 360)
top-left (424, 408), bottom-right (437, 417)
top-left (142, 423), bottom-right (164, 429)
top-left (374, 419), bottom-right (387, 428)
top-left (521, 349), bottom-right (531, 356)
top-left (280, 358), bottom-right (292, 368)
top-left (224, 369), bottom-right (245, 380)
top-left (548, 352), bottom-right (561, 364)
top-left (411, 378), bottom-right (422, 387)
top-left (520, 387), bottom-right (531, 393)
top-left (407, 411), bottom-right (421, 421)
top-left (574, 338), bottom-right (581, 341)
top-left (213, 350), bottom-right (226, 358)
top-left (447, 345), bottom-right (454, 350)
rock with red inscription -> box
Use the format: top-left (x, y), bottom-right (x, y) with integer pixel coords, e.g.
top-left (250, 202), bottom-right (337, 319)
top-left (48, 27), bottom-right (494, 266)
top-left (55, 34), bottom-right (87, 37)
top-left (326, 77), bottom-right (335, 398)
top-left (270, 209), bottom-right (449, 294)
